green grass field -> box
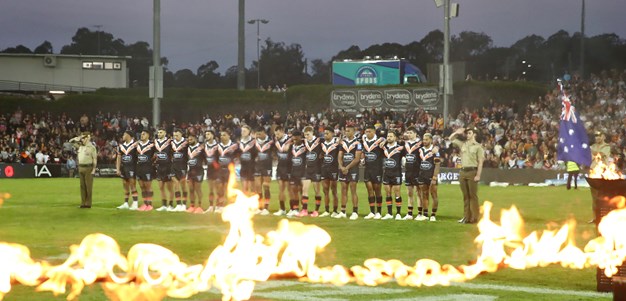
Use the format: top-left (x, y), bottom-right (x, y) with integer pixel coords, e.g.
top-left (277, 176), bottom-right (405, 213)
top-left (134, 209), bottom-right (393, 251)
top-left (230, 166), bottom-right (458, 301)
top-left (0, 178), bottom-right (611, 301)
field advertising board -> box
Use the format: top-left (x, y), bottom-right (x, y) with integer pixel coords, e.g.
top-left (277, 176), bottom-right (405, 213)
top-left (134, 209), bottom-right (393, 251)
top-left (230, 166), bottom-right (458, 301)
top-left (330, 88), bottom-right (441, 114)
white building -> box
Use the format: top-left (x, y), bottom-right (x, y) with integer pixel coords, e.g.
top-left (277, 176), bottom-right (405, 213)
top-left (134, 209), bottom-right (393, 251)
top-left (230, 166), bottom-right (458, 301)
top-left (0, 53), bottom-right (130, 92)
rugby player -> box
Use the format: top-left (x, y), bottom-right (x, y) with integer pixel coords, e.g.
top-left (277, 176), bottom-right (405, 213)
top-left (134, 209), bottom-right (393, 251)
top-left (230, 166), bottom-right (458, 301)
top-left (381, 130), bottom-right (405, 220)
top-left (116, 130), bottom-right (139, 210)
top-left (335, 125), bottom-right (362, 220)
top-left (154, 128), bottom-right (174, 211)
top-left (362, 125), bottom-right (385, 220)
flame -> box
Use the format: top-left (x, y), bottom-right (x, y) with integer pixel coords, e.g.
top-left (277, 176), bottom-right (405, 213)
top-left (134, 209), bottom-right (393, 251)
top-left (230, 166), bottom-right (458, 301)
top-left (1, 172), bottom-right (626, 300)
top-left (589, 154), bottom-right (623, 180)
top-left (0, 193), bottom-right (10, 207)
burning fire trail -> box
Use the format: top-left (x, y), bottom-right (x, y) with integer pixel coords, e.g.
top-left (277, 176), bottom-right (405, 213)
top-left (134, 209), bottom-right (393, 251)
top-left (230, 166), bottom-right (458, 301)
top-left (1, 169), bottom-right (626, 301)
top-left (589, 153), bottom-right (623, 180)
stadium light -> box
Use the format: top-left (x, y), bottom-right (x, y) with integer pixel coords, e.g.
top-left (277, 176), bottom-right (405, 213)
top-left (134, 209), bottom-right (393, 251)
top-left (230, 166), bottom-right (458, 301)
top-left (248, 18), bottom-right (270, 89)
top-left (433, 0), bottom-right (459, 126)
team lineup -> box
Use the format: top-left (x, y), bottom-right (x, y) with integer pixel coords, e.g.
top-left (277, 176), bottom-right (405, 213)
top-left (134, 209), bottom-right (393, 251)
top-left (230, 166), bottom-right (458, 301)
top-left (114, 125), bottom-right (442, 221)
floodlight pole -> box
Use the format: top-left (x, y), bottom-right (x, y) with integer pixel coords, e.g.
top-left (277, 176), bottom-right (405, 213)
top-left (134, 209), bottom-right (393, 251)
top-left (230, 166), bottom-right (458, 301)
top-left (237, 0), bottom-right (246, 90)
top-left (249, 19), bottom-right (269, 89)
top-left (152, 0), bottom-right (161, 127)
top-left (442, 0), bottom-right (450, 127)
top-left (580, 0), bottom-right (585, 79)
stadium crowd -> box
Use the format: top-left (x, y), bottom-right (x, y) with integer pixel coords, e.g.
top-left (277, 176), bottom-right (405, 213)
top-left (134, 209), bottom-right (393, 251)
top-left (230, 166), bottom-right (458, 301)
top-left (1, 69), bottom-right (625, 172)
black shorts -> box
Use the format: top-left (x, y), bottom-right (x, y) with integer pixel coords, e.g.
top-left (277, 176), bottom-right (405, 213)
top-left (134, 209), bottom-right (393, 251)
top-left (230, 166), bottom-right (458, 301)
top-left (363, 168), bottom-right (382, 184)
top-left (240, 165), bottom-right (255, 181)
top-left (120, 165), bottom-right (136, 180)
top-left (187, 168), bottom-right (204, 183)
top-left (417, 176), bottom-right (438, 186)
top-left (383, 174), bottom-right (402, 186)
top-left (321, 169), bottom-right (338, 181)
top-left (338, 169), bottom-right (359, 183)
top-left (405, 173), bottom-right (419, 186)
top-left (171, 165), bottom-right (187, 181)
top-left (276, 168), bottom-right (290, 181)
top-left (289, 172), bottom-right (305, 186)
top-left (305, 169), bottom-right (321, 182)
top-left (217, 168), bottom-right (229, 183)
top-left (254, 166), bottom-right (273, 177)
top-left (155, 165), bottom-right (172, 182)
top-left (136, 167), bottom-right (154, 182)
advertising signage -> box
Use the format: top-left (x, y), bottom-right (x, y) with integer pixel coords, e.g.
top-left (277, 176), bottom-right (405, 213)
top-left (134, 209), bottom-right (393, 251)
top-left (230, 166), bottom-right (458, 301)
top-left (331, 88), bottom-right (441, 114)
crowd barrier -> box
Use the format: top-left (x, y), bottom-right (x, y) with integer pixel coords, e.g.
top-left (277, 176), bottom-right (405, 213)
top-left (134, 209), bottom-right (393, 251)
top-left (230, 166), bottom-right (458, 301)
top-left (2, 163), bottom-right (571, 186)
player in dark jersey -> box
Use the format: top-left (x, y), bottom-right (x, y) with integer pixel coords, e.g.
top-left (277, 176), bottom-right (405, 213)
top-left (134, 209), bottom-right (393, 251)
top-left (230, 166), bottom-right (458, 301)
top-left (203, 130), bottom-right (219, 213)
top-left (170, 129), bottom-right (189, 212)
top-left (254, 127), bottom-right (273, 215)
top-left (116, 130), bottom-right (139, 210)
top-left (216, 129), bottom-right (239, 213)
top-left (239, 125), bottom-right (256, 195)
top-left (186, 133), bottom-right (205, 214)
top-left (335, 125), bottom-right (362, 220)
top-left (320, 128), bottom-right (340, 217)
top-left (381, 130), bottom-right (405, 220)
top-left (136, 130), bottom-right (156, 211)
top-left (154, 128), bottom-right (174, 212)
top-left (299, 126), bottom-right (323, 217)
top-left (286, 130), bottom-right (306, 217)
top-left (362, 125), bottom-right (386, 220)
top-left (402, 127), bottom-right (422, 220)
top-left (417, 133), bottom-right (441, 221)
top-left (273, 126), bottom-right (291, 216)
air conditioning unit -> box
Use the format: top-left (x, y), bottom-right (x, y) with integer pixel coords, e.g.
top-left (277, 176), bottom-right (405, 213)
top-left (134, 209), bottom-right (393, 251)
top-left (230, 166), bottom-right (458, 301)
top-left (43, 56), bottom-right (57, 67)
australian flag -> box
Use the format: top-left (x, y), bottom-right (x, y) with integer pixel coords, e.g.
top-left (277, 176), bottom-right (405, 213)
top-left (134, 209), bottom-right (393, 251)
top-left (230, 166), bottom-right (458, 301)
top-left (556, 79), bottom-right (591, 166)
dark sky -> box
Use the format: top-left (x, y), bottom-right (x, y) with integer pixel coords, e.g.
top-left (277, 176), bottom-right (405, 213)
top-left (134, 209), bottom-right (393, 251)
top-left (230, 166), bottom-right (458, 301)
top-left (1, 0), bottom-right (625, 73)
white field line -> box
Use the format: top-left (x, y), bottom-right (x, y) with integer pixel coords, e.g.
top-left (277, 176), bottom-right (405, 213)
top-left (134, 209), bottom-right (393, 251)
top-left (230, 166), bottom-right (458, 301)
top-left (450, 282), bottom-right (610, 298)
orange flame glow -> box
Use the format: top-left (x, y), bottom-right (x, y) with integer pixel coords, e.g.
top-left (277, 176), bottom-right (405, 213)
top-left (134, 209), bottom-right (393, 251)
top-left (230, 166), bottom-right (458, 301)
top-left (1, 172), bottom-right (626, 300)
top-left (589, 154), bottom-right (623, 180)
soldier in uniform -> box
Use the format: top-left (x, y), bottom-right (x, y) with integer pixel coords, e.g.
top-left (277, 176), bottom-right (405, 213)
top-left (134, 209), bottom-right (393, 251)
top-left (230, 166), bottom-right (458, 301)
top-left (416, 133), bottom-right (441, 221)
top-left (135, 130), bottom-right (156, 211)
top-left (300, 126), bottom-right (323, 217)
top-left (186, 133), bottom-right (205, 214)
top-left (402, 127), bottom-right (422, 220)
top-left (362, 125), bottom-right (385, 220)
top-left (239, 125), bottom-right (257, 195)
top-left (69, 132), bottom-right (97, 208)
top-left (273, 126), bottom-right (292, 216)
top-left (589, 131), bottom-right (612, 223)
top-left (116, 130), bottom-right (139, 210)
top-left (381, 130), bottom-right (405, 220)
top-left (335, 125), bottom-right (362, 220)
top-left (170, 129), bottom-right (189, 212)
top-left (203, 130), bottom-right (219, 213)
top-left (287, 130), bottom-right (307, 217)
top-left (449, 127), bottom-right (484, 224)
top-left (154, 128), bottom-right (174, 211)
top-left (254, 127), bottom-right (273, 215)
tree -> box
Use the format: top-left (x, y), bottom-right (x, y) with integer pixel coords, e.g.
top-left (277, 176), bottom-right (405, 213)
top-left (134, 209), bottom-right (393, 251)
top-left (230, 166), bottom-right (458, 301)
top-left (33, 41), bottom-right (53, 54)
top-left (451, 31), bottom-right (492, 61)
top-left (1, 45), bottom-right (32, 53)
top-left (259, 38), bottom-right (307, 87)
top-left (174, 69), bottom-right (198, 88)
top-left (309, 59), bottom-right (331, 84)
top-left (196, 60), bottom-right (222, 88)
top-left (332, 45), bottom-right (362, 61)
top-left (420, 30), bottom-right (443, 62)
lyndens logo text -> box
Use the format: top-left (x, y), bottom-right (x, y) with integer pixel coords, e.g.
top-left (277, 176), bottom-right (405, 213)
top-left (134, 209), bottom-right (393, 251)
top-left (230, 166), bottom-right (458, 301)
top-left (413, 89), bottom-right (439, 106)
top-left (331, 91), bottom-right (357, 108)
top-left (385, 89), bottom-right (412, 107)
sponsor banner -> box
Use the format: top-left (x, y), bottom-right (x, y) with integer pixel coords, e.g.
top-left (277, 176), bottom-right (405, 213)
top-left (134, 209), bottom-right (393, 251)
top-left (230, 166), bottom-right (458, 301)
top-left (331, 88), bottom-right (442, 113)
top-left (0, 164), bottom-right (63, 178)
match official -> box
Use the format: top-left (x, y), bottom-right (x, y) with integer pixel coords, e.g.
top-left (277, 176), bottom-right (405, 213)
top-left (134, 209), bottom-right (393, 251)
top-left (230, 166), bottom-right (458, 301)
top-left (70, 132), bottom-right (97, 209)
